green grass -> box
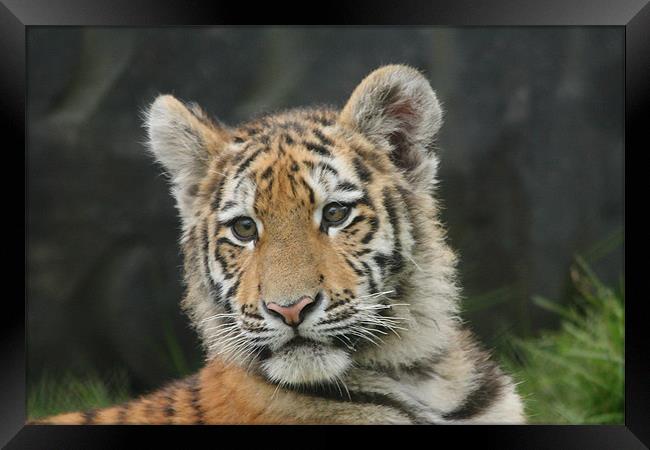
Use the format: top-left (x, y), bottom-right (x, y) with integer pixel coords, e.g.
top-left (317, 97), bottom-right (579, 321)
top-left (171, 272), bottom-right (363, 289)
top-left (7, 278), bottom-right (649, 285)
top-left (28, 370), bottom-right (131, 420)
top-left (500, 257), bottom-right (624, 424)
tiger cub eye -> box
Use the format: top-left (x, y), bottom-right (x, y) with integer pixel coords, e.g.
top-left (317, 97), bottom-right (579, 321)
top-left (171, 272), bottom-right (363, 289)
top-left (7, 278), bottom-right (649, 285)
top-left (323, 203), bottom-right (351, 226)
top-left (232, 217), bottom-right (257, 241)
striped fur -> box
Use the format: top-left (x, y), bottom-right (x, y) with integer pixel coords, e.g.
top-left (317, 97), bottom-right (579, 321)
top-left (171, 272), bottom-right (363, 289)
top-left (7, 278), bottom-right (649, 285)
top-left (37, 65), bottom-right (524, 425)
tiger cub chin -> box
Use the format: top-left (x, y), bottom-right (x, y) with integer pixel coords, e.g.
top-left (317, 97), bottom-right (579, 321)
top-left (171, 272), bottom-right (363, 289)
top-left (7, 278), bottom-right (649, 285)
top-left (36, 65), bottom-right (524, 425)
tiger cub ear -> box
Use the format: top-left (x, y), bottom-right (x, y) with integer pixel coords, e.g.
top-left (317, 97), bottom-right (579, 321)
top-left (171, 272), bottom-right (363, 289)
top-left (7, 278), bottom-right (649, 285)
top-left (339, 65), bottom-right (443, 190)
top-left (144, 95), bottom-right (230, 219)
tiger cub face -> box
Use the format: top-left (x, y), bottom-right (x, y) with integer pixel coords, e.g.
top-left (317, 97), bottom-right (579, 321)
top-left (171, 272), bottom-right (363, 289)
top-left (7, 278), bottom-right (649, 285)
top-left (145, 65), bottom-right (448, 387)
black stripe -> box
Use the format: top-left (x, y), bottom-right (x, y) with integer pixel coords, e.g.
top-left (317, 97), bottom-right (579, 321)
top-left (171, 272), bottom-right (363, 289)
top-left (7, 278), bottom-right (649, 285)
top-left (285, 384), bottom-right (427, 424)
top-left (335, 181), bottom-right (361, 192)
top-left (300, 178), bottom-right (315, 205)
top-left (318, 308), bottom-right (355, 325)
top-left (279, 121), bottom-right (306, 133)
top-left (304, 141), bottom-right (331, 157)
top-left (187, 375), bottom-right (205, 425)
top-left (317, 162), bottom-right (338, 177)
top-left (312, 128), bottom-right (334, 146)
top-left (360, 261), bottom-right (378, 294)
top-left (353, 157), bottom-right (373, 183)
top-left (163, 385), bottom-right (177, 422)
top-left (249, 333), bottom-right (271, 341)
top-left (225, 278), bottom-right (241, 302)
top-left (258, 133), bottom-right (270, 145)
top-left (213, 281), bottom-right (226, 310)
top-left (201, 221), bottom-right (222, 305)
top-left (368, 353), bottom-right (446, 382)
top-left (202, 219), bottom-right (213, 280)
top-left (382, 188), bottom-right (404, 277)
top-left (361, 216), bottom-right (379, 244)
top-left (347, 214), bottom-right (366, 228)
top-left (234, 173), bottom-right (251, 192)
top-left (382, 188), bottom-right (400, 243)
top-left (372, 253), bottom-right (390, 277)
top-left (82, 409), bottom-right (97, 424)
top-left (389, 252), bottom-right (405, 278)
top-left (268, 176), bottom-right (275, 194)
top-left (324, 300), bottom-right (347, 312)
top-left (347, 392), bottom-right (429, 424)
top-left (211, 175), bottom-right (227, 211)
top-left (214, 237), bottom-right (242, 280)
top-left (344, 256), bottom-right (365, 277)
top-left (442, 363), bottom-right (504, 420)
top-left (261, 166), bottom-right (273, 180)
top-left (308, 112), bottom-right (335, 127)
top-left (235, 147), bottom-right (265, 177)
top-left (287, 173), bottom-right (299, 197)
top-left (243, 311), bottom-right (264, 320)
top-left (232, 151), bottom-right (245, 164)
top-left (242, 125), bottom-right (261, 136)
top-left (356, 190), bottom-right (374, 209)
top-left (221, 200), bottom-right (236, 211)
top-left (116, 403), bottom-right (130, 424)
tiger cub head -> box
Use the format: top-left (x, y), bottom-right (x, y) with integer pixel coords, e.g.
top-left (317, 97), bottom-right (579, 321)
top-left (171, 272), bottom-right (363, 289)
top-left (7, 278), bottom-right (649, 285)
top-left (145, 65), bottom-right (459, 387)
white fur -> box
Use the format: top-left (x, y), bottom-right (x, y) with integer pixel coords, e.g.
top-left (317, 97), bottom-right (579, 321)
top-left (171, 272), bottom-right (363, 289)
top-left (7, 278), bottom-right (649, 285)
top-left (144, 95), bottom-right (214, 223)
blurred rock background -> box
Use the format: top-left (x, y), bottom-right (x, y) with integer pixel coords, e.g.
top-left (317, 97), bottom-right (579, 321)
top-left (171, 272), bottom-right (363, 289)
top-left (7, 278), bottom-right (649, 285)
top-left (27, 27), bottom-right (623, 393)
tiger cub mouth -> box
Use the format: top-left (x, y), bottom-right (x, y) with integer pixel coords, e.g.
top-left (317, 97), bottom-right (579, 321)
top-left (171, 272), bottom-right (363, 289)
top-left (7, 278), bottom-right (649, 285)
top-left (257, 336), bottom-right (327, 361)
top-left (283, 336), bottom-right (318, 349)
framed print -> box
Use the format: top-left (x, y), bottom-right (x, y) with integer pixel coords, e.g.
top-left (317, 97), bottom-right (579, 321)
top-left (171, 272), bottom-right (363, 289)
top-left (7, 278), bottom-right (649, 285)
top-left (2, 0), bottom-right (647, 447)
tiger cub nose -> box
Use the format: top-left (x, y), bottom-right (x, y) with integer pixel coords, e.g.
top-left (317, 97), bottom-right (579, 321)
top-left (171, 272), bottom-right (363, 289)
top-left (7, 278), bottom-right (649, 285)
top-left (264, 295), bottom-right (318, 327)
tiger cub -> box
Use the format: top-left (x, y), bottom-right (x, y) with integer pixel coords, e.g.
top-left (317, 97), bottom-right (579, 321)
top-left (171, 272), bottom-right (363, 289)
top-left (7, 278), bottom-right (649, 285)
top-left (37, 65), bottom-right (524, 424)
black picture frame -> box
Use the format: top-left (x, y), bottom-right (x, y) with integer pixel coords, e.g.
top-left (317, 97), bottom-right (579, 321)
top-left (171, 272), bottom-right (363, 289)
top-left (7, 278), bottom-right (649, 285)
top-left (3, 0), bottom-right (646, 447)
